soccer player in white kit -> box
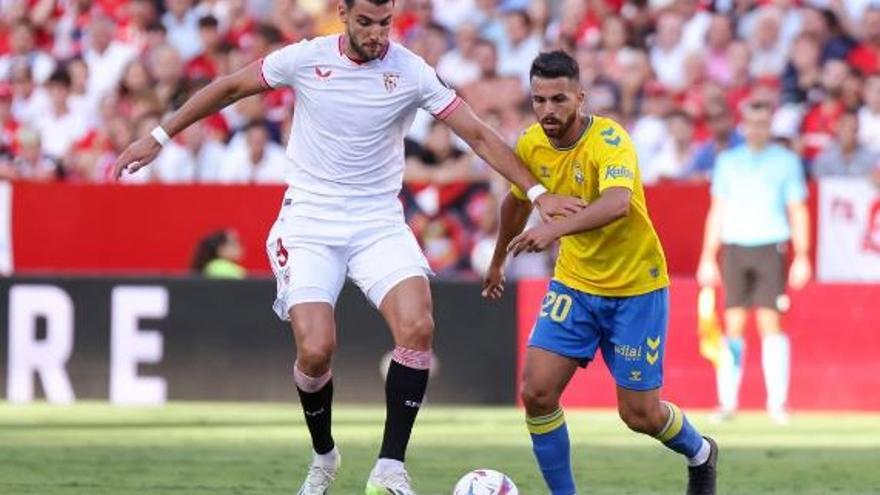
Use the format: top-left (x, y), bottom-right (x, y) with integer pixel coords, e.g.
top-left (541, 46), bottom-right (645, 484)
top-left (114, 1), bottom-right (583, 494)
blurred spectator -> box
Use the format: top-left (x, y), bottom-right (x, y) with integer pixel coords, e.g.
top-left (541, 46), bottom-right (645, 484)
top-left (459, 38), bottom-right (523, 120)
top-left (34, 68), bottom-right (90, 162)
top-left (704, 14), bottom-right (735, 86)
top-left (800, 57), bottom-right (848, 164)
top-left (631, 81), bottom-right (672, 169)
top-left (687, 101), bottom-right (744, 180)
top-left (497, 10), bottom-right (541, 89)
top-left (813, 111), bottom-right (879, 178)
top-left (748, 6), bottom-right (789, 78)
top-left (675, 0), bottom-right (712, 53)
top-left (217, 120), bottom-right (286, 184)
top-left (1, 127), bottom-right (57, 181)
top-left (436, 22), bottom-right (481, 88)
top-left (643, 110), bottom-right (697, 184)
top-left (150, 44), bottom-right (190, 110)
top-left (405, 119), bottom-right (480, 189)
top-left (650, 12), bottom-right (690, 90)
top-left (847, 6), bottom-right (880, 75)
top-left (9, 63), bottom-right (50, 127)
top-left (190, 228), bottom-right (247, 279)
top-left (162, 0), bottom-right (203, 61)
top-left (860, 74), bottom-right (880, 153)
top-left (780, 33), bottom-right (822, 105)
top-left (0, 84), bottom-right (18, 155)
top-left (185, 15), bottom-right (225, 83)
top-left (84, 15), bottom-right (137, 101)
top-left (0, 21), bottom-right (55, 84)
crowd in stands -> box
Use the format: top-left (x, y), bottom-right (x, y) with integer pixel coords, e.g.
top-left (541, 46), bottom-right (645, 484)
top-left (1, 0), bottom-right (879, 275)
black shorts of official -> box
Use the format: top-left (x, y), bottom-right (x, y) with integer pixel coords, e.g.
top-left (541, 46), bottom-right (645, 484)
top-left (721, 243), bottom-right (787, 310)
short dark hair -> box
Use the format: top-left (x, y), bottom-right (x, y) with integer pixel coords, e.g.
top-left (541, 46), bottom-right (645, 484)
top-left (344, 0), bottom-right (393, 7)
top-left (530, 50), bottom-right (579, 82)
top-left (47, 68), bottom-right (71, 88)
top-left (198, 15), bottom-right (219, 29)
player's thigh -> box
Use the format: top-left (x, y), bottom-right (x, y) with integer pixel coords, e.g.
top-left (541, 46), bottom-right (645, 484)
top-left (721, 244), bottom-right (753, 308)
top-left (265, 232), bottom-right (347, 322)
top-left (378, 275), bottom-right (435, 350)
top-left (755, 307), bottom-right (783, 335)
top-left (600, 288), bottom-right (669, 391)
top-left (751, 242), bottom-right (788, 312)
top-left (527, 280), bottom-right (600, 367)
top-left (347, 224), bottom-right (432, 309)
top-left (521, 347), bottom-right (579, 415)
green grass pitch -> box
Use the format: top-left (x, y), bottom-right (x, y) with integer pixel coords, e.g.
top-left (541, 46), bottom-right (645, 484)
top-left (1, 403), bottom-right (879, 494)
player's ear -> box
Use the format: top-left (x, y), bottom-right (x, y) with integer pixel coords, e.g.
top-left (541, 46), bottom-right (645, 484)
top-left (338, 0), bottom-right (347, 22)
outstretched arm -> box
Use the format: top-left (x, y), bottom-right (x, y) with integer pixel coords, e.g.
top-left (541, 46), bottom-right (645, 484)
top-left (114, 60), bottom-right (269, 179)
top-left (442, 101), bottom-right (585, 221)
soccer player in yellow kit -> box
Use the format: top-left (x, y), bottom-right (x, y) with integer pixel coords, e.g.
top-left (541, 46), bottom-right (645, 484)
top-left (482, 51), bottom-right (718, 495)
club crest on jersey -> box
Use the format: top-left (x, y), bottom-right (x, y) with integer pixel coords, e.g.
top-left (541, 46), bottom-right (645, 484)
top-left (573, 161), bottom-right (584, 184)
top-left (383, 72), bottom-right (400, 93)
top-left (314, 66), bottom-right (332, 81)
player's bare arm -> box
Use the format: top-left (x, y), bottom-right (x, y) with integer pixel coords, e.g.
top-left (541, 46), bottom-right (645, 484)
top-left (507, 187), bottom-right (631, 257)
top-left (697, 197), bottom-right (723, 287)
top-left (481, 191), bottom-right (533, 300)
top-left (442, 102), bottom-right (585, 222)
top-left (113, 60), bottom-right (269, 179)
top-left (787, 200), bottom-right (811, 289)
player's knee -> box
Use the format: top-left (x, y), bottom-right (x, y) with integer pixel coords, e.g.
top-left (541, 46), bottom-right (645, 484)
top-left (618, 403), bottom-right (660, 435)
top-left (396, 313), bottom-right (435, 349)
top-left (520, 383), bottom-right (558, 416)
top-left (296, 338), bottom-right (336, 372)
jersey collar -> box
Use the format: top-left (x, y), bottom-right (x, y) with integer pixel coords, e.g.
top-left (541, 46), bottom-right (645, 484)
top-left (549, 114), bottom-right (593, 152)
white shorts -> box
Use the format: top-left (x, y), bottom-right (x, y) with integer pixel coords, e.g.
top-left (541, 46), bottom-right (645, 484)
top-left (265, 194), bottom-right (432, 321)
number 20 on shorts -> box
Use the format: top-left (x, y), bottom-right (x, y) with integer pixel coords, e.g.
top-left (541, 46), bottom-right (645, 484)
top-left (540, 291), bottom-right (573, 322)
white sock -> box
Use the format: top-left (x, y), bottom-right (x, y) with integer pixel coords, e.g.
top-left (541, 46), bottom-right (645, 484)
top-left (313, 447), bottom-right (339, 468)
top-left (716, 339), bottom-right (744, 412)
top-left (687, 438), bottom-right (712, 467)
top-left (762, 333), bottom-right (790, 413)
top-left (373, 458), bottom-right (405, 476)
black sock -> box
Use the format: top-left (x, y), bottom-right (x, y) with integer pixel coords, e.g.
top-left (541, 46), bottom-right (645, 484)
top-left (297, 380), bottom-right (335, 455)
top-left (379, 360), bottom-right (429, 461)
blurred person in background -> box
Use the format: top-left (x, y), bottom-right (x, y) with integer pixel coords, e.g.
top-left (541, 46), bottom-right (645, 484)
top-left (217, 119), bottom-right (286, 184)
top-left (859, 74), bottom-right (880, 153)
top-left (497, 9), bottom-right (541, 90)
top-left (0, 83), bottom-right (18, 155)
top-left (747, 6), bottom-right (789, 79)
top-left (162, 0), bottom-right (204, 61)
top-left (687, 101), bottom-right (744, 180)
top-left (813, 111), bottom-right (879, 178)
top-left (185, 15), bottom-right (226, 83)
top-left (0, 21), bottom-right (55, 84)
top-left (1, 127), bottom-right (57, 181)
top-left (799, 57), bottom-right (847, 165)
top-left (780, 33), bottom-right (822, 105)
top-left (631, 81), bottom-right (672, 171)
top-left (34, 68), bottom-right (90, 164)
top-left (704, 14), bottom-right (735, 86)
top-left (460, 38), bottom-right (524, 120)
top-left (190, 228), bottom-right (247, 279)
top-left (650, 11), bottom-right (691, 91)
top-left (436, 22), bottom-right (481, 88)
top-left (643, 109), bottom-right (698, 184)
top-left (149, 44), bottom-right (191, 110)
top-left (9, 63), bottom-right (49, 127)
top-left (698, 100), bottom-right (811, 425)
top-left (847, 5), bottom-right (880, 75)
top-left (84, 15), bottom-right (138, 101)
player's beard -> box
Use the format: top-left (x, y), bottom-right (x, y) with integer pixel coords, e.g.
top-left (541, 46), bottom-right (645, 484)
top-left (347, 29), bottom-right (382, 62)
top-left (541, 111), bottom-right (577, 139)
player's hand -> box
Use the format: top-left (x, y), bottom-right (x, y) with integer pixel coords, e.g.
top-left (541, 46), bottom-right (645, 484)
top-left (788, 254), bottom-right (812, 290)
top-left (481, 263), bottom-right (505, 300)
top-left (697, 257), bottom-right (721, 287)
top-left (508, 223), bottom-right (561, 257)
top-left (533, 192), bottom-right (586, 222)
top-left (113, 136), bottom-right (162, 180)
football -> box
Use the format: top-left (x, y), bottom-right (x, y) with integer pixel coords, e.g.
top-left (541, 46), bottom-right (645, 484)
top-left (452, 469), bottom-right (518, 495)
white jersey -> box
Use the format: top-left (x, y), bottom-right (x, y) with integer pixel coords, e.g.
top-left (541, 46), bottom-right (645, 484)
top-left (261, 35), bottom-right (460, 207)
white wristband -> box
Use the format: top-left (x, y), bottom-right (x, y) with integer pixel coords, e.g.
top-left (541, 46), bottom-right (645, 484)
top-left (526, 184), bottom-right (548, 203)
top-left (150, 126), bottom-right (171, 146)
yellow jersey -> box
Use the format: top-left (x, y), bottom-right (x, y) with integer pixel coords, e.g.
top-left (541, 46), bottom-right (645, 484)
top-left (512, 116), bottom-right (669, 297)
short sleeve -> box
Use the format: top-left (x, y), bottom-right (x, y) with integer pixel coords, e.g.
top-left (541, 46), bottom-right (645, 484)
top-left (510, 136), bottom-right (529, 201)
top-left (261, 41), bottom-right (307, 89)
top-left (596, 124), bottom-right (638, 192)
top-left (416, 58), bottom-right (460, 119)
top-left (710, 151), bottom-right (731, 199)
top-left (783, 151), bottom-right (808, 203)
